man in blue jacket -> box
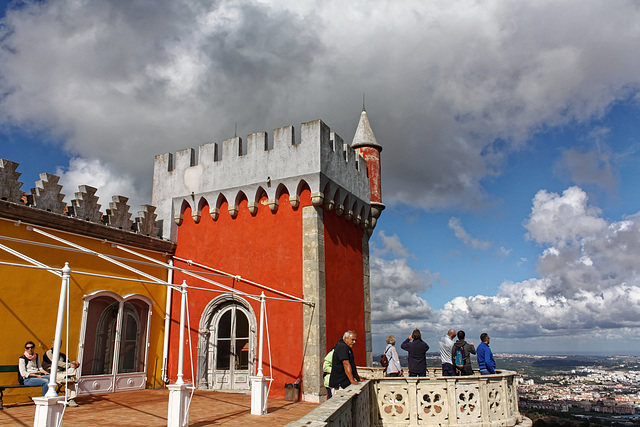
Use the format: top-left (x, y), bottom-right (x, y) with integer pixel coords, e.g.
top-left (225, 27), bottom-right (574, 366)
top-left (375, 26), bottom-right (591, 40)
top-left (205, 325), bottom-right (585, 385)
top-left (401, 329), bottom-right (429, 377)
top-left (477, 333), bottom-right (496, 375)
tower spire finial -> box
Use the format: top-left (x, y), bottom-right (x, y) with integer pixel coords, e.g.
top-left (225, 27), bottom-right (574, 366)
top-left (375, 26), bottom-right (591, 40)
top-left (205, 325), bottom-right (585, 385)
top-left (234, 122), bottom-right (237, 138)
top-left (362, 93), bottom-right (366, 112)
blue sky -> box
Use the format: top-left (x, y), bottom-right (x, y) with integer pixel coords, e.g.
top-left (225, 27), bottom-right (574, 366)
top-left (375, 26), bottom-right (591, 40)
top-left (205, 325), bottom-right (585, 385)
top-left (2, 1), bottom-right (640, 356)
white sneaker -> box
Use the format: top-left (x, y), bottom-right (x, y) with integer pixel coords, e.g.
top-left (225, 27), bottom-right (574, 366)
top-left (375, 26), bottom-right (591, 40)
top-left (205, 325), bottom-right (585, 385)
top-left (68, 399), bottom-right (78, 407)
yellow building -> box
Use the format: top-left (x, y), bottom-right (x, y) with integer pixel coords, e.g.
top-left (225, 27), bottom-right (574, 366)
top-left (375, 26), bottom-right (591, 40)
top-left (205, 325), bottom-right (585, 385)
top-left (0, 162), bottom-right (175, 404)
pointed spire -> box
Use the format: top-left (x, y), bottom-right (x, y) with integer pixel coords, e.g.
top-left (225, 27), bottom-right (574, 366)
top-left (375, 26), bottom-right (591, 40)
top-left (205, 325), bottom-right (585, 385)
top-left (351, 109), bottom-right (382, 151)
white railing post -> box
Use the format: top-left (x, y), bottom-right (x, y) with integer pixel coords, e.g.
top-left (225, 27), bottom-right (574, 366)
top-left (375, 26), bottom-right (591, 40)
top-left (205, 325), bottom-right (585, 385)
top-left (257, 292), bottom-right (265, 377)
top-left (167, 281), bottom-right (190, 427)
top-left (33, 263), bottom-right (70, 427)
top-left (176, 280), bottom-right (187, 385)
top-left (250, 292), bottom-right (268, 415)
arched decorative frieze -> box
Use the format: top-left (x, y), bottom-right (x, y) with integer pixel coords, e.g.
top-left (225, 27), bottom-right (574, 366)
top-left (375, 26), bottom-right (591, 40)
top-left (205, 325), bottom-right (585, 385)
top-left (311, 192), bottom-right (324, 207)
top-left (296, 180), bottom-right (311, 199)
top-left (322, 182), bottom-right (334, 212)
top-left (192, 197), bottom-right (209, 224)
top-left (174, 199), bottom-right (192, 225)
top-left (211, 193), bottom-right (226, 220)
top-left (333, 188), bottom-right (344, 216)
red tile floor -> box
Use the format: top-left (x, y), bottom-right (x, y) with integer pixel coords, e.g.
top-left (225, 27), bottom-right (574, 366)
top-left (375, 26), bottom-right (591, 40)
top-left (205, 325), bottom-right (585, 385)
top-left (0, 389), bottom-right (318, 426)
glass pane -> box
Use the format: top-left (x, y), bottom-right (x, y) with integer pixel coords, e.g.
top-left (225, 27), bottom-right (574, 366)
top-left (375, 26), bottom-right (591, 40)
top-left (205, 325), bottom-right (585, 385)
top-left (236, 311), bottom-right (249, 339)
top-left (118, 301), bottom-right (149, 374)
top-left (236, 339), bottom-right (249, 370)
top-left (118, 312), bottom-right (138, 373)
top-left (217, 339), bottom-right (231, 370)
top-left (218, 310), bottom-right (232, 338)
top-left (89, 301), bottom-right (119, 375)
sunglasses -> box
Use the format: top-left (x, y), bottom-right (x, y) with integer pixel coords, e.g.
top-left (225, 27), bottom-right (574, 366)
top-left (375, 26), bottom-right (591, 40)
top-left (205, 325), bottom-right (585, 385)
top-left (25, 346), bottom-right (35, 349)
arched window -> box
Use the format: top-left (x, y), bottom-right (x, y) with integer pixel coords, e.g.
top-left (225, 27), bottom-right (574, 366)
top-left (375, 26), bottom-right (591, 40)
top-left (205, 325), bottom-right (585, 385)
top-left (78, 292), bottom-right (152, 394)
top-left (197, 295), bottom-right (256, 391)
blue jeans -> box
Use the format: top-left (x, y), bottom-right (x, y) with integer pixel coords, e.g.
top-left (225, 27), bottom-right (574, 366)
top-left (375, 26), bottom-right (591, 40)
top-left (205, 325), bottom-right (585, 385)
top-left (442, 363), bottom-right (456, 376)
top-left (480, 369), bottom-right (491, 375)
top-left (409, 372), bottom-right (425, 377)
top-left (24, 375), bottom-right (50, 396)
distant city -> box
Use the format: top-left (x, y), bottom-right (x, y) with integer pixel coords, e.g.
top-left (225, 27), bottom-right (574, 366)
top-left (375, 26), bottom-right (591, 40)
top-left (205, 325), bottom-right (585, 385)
top-left (373, 352), bottom-right (640, 426)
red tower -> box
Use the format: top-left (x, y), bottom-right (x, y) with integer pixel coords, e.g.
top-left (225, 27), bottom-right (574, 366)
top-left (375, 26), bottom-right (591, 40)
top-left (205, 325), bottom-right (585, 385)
top-left (152, 114), bottom-right (383, 401)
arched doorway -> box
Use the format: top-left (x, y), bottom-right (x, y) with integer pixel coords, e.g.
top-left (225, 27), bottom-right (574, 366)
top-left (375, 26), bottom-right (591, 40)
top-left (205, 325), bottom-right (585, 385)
top-left (77, 291), bottom-right (152, 394)
top-left (197, 295), bottom-right (256, 391)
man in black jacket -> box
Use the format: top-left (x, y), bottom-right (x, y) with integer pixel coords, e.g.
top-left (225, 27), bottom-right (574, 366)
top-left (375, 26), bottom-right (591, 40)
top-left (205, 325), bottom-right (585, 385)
top-left (451, 330), bottom-right (476, 376)
top-left (329, 331), bottom-right (361, 390)
top-left (401, 329), bottom-right (429, 377)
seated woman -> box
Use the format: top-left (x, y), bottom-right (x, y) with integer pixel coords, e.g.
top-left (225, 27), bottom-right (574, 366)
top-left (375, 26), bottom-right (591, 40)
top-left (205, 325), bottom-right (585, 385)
top-left (18, 341), bottom-right (50, 396)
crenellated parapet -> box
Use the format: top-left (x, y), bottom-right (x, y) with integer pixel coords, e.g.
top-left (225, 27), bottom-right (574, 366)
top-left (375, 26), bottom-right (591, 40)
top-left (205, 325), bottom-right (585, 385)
top-left (152, 119), bottom-right (377, 241)
top-left (0, 158), bottom-right (163, 239)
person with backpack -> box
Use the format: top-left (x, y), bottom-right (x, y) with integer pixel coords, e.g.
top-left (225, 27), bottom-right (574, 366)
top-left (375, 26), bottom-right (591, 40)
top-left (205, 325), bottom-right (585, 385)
top-left (18, 341), bottom-right (50, 396)
top-left (383, 336), bottom-right (402, 377)
top-left (451, 330), bottom-right (476, 376)
top-left (401, 329), bottom-right (429, 377)
top-left (439, 329), bottom-right (457, 376)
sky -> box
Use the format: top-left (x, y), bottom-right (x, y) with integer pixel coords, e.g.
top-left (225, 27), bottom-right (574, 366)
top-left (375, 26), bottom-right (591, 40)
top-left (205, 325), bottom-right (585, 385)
top-left (1, 0), bottom-right (640, 356)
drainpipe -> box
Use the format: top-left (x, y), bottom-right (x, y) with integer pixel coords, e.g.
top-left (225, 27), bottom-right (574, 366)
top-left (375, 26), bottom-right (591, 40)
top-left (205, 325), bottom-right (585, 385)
top-left (162, 259), bottom-right (174, 384)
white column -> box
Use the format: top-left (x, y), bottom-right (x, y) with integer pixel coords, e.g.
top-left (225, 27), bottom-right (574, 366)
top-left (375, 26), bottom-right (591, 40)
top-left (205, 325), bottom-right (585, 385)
top-left (257, 292), bottom-right (265, 377)
top-left (33, 263), bottom-right (70, 427)
top-left (250, 292), bottom-right (268, 415)
top-left (167, 281), bottom-right (190, 427)
top-left (176, 280), bottom-right (187, 385)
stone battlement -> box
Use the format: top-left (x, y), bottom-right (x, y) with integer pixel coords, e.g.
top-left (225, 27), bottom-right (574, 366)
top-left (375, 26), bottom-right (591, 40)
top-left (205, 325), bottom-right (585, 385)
top-left (0, 158), bottom-right (161, 238)
top-left (152, 119), bottom-right (375, 240)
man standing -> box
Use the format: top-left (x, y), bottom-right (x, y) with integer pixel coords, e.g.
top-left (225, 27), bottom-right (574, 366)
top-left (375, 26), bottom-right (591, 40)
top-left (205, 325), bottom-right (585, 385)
top-left (329, 331), bottom-right (361, 390)
top-left (451, 330), bottom-right (476, 376)
top-left (401, 329), bottom-right (429, 377)
top-left (477, 333), bottom-right (496, 375)
top-left (439, 329), bottom-right (456, 376)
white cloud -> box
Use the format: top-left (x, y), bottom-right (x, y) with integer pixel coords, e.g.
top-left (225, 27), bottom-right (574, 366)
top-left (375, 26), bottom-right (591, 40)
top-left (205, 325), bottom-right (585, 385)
top-left (1, 1), bottom-right (640, 210)
top-left (56, 157), bottom-right (145, 214)
top-left (524, 186), bottom-right (607, 247)
top-left (372, 230), bottom-right (414, 259)
top-left (448, 217), bottom-right (491, 250)
top-left (373, 187), bottom-right (640, 343)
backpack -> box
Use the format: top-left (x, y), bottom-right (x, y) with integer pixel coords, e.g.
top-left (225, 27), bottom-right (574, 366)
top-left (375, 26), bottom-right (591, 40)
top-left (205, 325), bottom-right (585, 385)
top-left (380, 351), bottom-right (389, 368)
top-left (454, 345), bottom-right (465, 369)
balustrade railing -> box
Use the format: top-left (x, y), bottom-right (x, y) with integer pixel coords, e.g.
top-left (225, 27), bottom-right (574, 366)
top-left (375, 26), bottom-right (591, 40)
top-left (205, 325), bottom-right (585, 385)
top-left (288, 367), bottom-right (532, 426)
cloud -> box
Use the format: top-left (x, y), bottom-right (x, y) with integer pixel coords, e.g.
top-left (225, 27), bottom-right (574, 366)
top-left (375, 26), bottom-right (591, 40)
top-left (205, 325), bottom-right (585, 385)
top-left (372, 186), bottom-right (640, 341)
top-left (523, 186), bottom-right (607, 247)
top-left (448, 217), bottom-right (491, 250)
top-left (1, 1), bottom-right (640, 210)
top-left (372, 230), bottom-right (414, 258)
top-left (554, 136), bottom-right (617, 192)
top-left (56, 157), bottom-right (146, 213)
top-left (370, 231), bottom-right (437, 323)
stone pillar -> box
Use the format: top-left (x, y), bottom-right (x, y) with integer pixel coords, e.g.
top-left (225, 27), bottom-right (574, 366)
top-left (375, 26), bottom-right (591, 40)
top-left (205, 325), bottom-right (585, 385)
top-left (167, 383), bottom-right (190, 427)
top-left (362, 235), bottom-right (373, 366)
top-left (301, 205), bottom-right (327, 402)
top-left (33, 396), bottom-right (65, 427)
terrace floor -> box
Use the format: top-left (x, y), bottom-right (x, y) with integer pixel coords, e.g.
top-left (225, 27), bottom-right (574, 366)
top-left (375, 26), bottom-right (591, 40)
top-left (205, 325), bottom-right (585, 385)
top-left (0, 389), bottom-right (318, 426)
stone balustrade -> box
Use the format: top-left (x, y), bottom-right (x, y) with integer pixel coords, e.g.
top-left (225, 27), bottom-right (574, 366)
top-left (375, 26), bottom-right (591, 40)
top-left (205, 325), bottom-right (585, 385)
top-left (288, 367), bottom-right (532, 426)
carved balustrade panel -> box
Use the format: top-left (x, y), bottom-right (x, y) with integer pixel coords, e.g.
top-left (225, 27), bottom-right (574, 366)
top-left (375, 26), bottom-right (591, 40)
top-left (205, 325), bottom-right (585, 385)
top-left (416, 383), bottom-right (449, 425)
top-left (455, 382), bottom-right (481, 424)
top-left (486, 381), bottom-right (505, 421)
top-left (376, 381), bottom-right (411, 424)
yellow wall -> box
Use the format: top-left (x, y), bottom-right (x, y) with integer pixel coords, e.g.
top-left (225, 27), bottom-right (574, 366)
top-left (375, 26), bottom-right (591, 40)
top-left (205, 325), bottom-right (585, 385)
top-left (0, 217), bottom-right (171, 404)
